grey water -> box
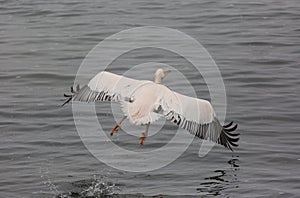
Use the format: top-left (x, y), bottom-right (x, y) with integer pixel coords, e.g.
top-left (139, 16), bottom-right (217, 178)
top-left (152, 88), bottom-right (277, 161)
top-left (1, 0), bottom-right (300, 197)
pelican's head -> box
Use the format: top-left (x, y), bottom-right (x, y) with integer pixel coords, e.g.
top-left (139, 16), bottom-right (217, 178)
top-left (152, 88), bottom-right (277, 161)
top-left (154, 68), bottom-right (171, 84)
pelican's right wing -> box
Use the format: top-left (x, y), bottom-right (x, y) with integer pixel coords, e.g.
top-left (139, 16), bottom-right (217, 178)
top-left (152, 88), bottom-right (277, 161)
top-left (62, 71), bottom-right (149, 106)
top-left (159, 88), bottom-right (239, 150)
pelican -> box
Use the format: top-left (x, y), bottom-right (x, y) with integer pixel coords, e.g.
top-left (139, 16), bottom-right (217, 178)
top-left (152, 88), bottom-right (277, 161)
top-left (63, 69), bottom-right (239, 150)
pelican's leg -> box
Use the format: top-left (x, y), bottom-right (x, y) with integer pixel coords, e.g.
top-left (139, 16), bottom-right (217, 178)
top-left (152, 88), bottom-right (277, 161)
top-left (110, 116), bottom-right (126, 136)
top-left (139, 123), bottom-right (150, 145)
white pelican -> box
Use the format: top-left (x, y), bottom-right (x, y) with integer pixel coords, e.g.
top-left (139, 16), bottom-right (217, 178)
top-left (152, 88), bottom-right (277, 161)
top-left (63, 69), bottom-right (239, 150)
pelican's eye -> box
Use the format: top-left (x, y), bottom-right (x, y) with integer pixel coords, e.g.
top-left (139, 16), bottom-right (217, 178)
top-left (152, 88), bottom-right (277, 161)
top-left (129, 97), bottom-right (135, 103)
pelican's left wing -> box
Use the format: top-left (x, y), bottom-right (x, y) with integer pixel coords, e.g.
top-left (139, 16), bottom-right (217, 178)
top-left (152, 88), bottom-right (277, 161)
top-left (62, 71), bottom-right (149, 106)
top-left (159, 88), bottom-right (239, 150)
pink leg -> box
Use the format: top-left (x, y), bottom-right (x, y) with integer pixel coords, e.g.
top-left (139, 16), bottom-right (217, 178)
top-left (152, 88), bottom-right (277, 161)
top-left (139, 123), bottom-right (150, 145)
top-left (110, 116), bottom-right (126, 136)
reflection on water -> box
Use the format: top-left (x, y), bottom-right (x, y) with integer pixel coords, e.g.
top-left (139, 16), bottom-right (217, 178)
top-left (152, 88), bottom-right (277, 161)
top-left (197, 156), bottom-right (239, 196)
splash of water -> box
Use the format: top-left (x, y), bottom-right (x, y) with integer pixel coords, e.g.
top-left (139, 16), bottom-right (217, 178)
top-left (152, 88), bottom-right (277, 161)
top-left (80, 175), bottom-right (120, 197)
top-left (39, 167), bottom-right (60, 195)
top-left (39, 166), bottom-right (119, 198)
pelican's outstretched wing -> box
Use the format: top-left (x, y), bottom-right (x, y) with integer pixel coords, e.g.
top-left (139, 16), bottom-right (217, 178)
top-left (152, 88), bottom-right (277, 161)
top-left (62, 71), bottom-right (149, 106)
top-left (160, 89), bottom-right (239, 150)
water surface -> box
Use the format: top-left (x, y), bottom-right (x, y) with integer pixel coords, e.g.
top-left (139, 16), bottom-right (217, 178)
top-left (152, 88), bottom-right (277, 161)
top-left (1, 0), bottom-right (299, 197)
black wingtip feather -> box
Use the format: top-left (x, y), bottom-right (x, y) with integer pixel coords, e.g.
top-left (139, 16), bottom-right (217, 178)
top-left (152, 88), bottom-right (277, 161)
top-left (223, 121), bottom-right (233, 128)
top-left (62, 85), bottom-right (80, 106)
top-left (64, 93), bottom-right (72, 97)
top-left (221, 122), bottom-right (239, 151)
top-left (226, 124), bottom-right (238, 132)
top-left (61, 97), bottom-right (72, 106)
